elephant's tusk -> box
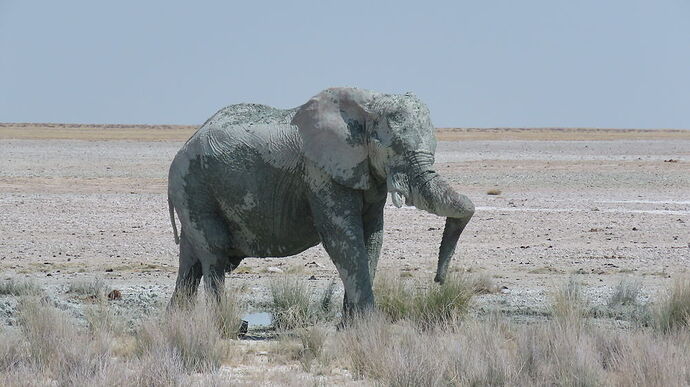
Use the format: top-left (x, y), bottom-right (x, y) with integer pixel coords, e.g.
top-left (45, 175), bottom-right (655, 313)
top-left (391, 191), bottom-right (405, 208)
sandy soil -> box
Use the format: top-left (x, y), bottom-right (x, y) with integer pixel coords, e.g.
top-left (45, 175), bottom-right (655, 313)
top-left (0, 126), bottom-right (688, 326)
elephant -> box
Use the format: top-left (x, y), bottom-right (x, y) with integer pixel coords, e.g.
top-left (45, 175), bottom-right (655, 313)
top-left (167, 87), bottom-right (475, 315)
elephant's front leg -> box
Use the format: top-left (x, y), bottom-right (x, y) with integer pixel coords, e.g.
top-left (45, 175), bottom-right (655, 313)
top-left (307, 185), bottom-right (374, 316)
top-left (341, 196), bottom-right (386, 312)
top-left (363, 196), bottom-right (386, 281)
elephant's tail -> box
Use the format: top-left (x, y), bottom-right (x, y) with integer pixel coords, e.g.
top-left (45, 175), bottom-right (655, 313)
top-left (168, 196), bottom-right (180, 245)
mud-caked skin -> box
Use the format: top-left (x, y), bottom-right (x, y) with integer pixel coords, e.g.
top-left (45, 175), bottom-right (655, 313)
top-left (168, 88), bottom-right (475, 316)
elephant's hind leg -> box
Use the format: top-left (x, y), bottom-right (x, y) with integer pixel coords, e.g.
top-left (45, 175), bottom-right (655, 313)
top-left (170, 233), bottom-right (203, 307)
top-left (180, 215), bottom-right (235, 302)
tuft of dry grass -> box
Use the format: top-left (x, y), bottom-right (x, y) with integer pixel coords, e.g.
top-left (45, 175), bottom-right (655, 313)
top-left (0, 294), bottom-right (243, 385)
top-left (0, 278), bottom-right (43, 296)
top-left (655, 276), bottom-right (690, 332)
top-left (269, 277), bottom-right (312, 330)
top-left (213, 291), bottom-right (245, 339)
top-left (333, 301), bottom-right (690, 386)
top-left (68, 277), bottom-right (109, 298)
top-left (136, 300), bottom-right (229, 373)
top-left (470, 272), bottom-right (499, 294)
top-left (608, 278), bottom-right (643, 307)
top-left (269, 278), bottom-right (336, 331)
top-left (0, 331), bottom-right (25, 373)
top-left (296, 324), bottom-right (329, 372)
top-left (595, 278), bottom-right (652, 325)
top-left (126, 346), bottom-right (186, 386)
top-left (84, 300), bottom-right (125, 335)
top-left (2, 278), bottom-right (690, 385)
top-left (16, 297), bottom-right (113, 385)
top-left (551, 277), bottom-right (588, 323)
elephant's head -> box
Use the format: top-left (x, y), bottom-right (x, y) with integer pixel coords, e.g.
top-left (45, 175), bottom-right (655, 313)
top-left (292, 87), bottom-right (475, 284)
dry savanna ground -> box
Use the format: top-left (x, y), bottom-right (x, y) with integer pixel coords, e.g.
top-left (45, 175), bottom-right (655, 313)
top-left (0, 123), bottom-right (689, 385)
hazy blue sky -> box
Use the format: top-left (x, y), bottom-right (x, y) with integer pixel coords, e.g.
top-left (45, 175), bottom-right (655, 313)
top-left (1, 1), bottom-right (689, 128)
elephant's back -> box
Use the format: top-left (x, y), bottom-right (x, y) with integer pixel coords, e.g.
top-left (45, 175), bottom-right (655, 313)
top-left (203, 103), bottom-right (296, 129)
top-left (170, 103), bottom-right (304, 195)
top-left (185, 104), bottom-right (301, 160)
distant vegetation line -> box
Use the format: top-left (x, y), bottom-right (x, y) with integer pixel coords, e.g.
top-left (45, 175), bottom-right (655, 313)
top-left (1, 122), bottom-right (687, 132)
top-left (0, 122), bottom-right (199, 130)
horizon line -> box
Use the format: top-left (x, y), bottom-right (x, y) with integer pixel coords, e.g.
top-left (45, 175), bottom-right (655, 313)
top-left (1, 122), bottom-right (688, 132)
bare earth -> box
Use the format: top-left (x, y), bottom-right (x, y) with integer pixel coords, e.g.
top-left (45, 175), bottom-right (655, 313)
top-left (1, 124), bottom-right (689, 323)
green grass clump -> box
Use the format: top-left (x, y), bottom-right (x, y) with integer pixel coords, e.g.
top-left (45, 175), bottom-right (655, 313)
top-left (375, 274), bottom-right (474, 328)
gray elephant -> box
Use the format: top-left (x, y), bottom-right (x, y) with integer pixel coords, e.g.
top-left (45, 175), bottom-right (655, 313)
top-left (167, 87), bottom-right (474, 314)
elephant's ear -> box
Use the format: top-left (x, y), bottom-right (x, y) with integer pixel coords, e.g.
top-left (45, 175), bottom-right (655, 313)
top-left (292, 88), bottom-right (373, 190)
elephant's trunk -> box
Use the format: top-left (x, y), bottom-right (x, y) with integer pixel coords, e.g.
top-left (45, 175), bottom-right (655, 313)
top-left (406, 170), bottom-right (474, 284)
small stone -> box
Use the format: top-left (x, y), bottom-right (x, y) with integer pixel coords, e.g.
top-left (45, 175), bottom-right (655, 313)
top-left (107, 290), bottom-right (122, 300)
top-left (239, 320), bottom-right (248, 337)
top-left (308, 275), bottom-right (317, 280)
